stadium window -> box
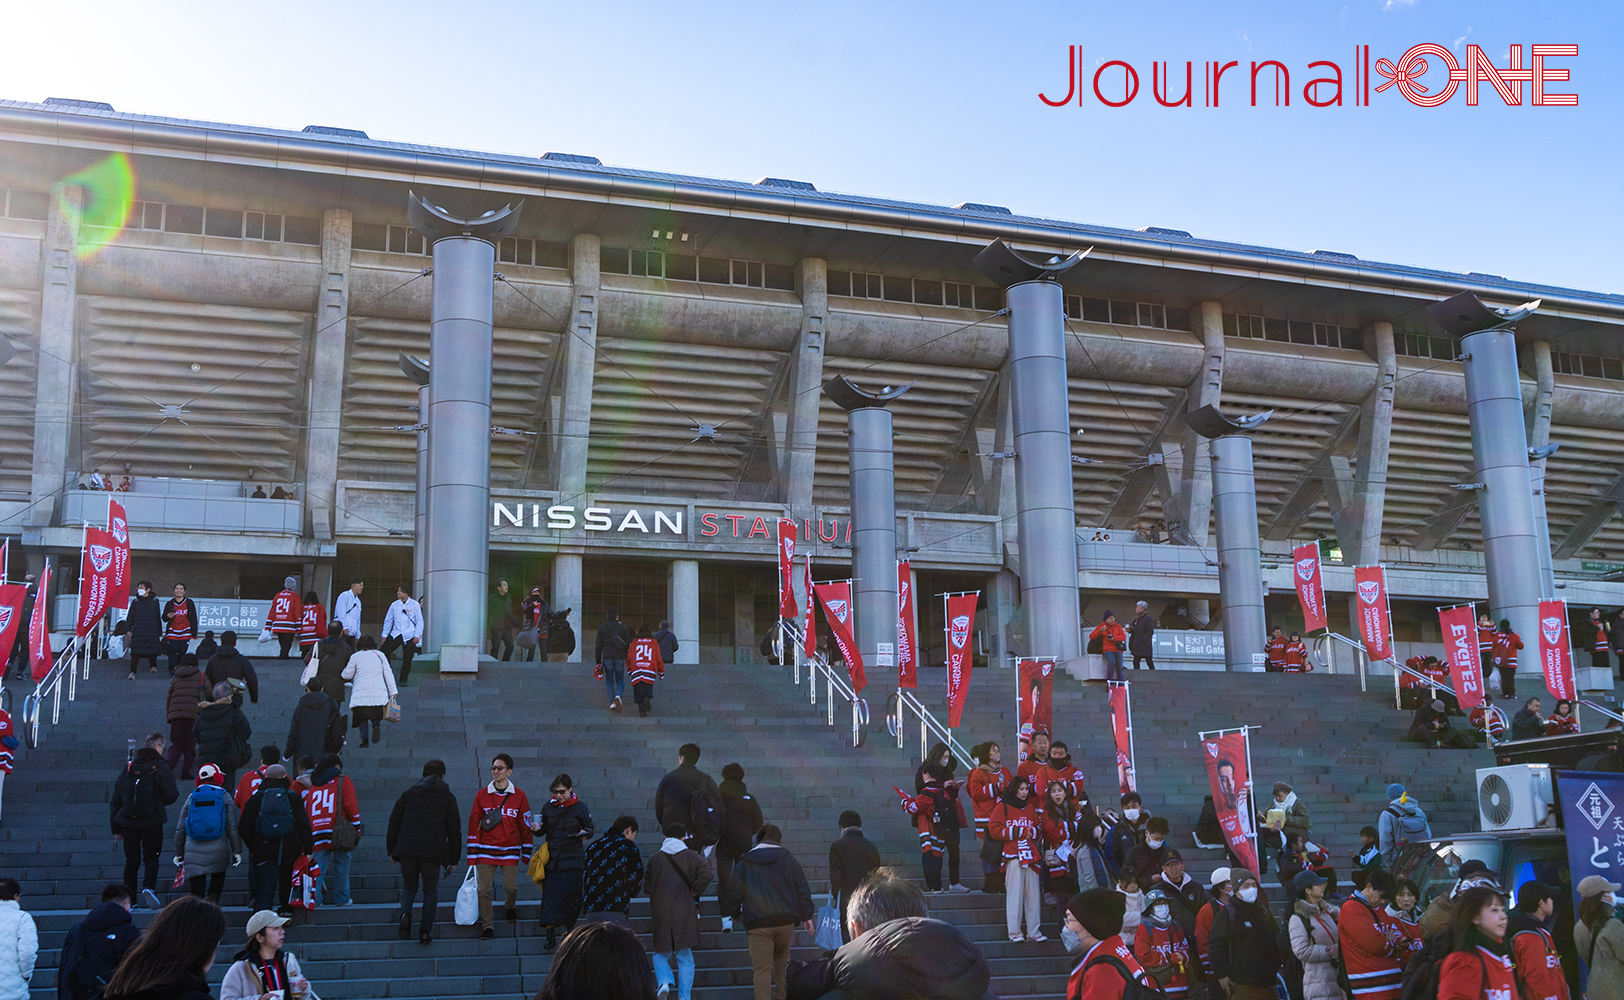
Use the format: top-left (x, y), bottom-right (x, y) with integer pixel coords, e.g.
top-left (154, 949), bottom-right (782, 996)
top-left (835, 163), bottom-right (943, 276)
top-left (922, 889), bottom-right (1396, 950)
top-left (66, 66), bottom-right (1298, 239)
top-left (164, 205), bottom-right (203, 235)
top-left (351, 222), bottom-right (387, 252)
top-left (3, 190), bottom-right (48, 221)
top-left (600, 246), bottom-right (630, 274)
top-left (944, 282), bottom-right (972, 308)
top-left (385, 225), bottom-right (428, 255)
top-left (1109, 300), bottom-right (1137, 325)
top-left (666, 253), bottom-right (698, 282)
top-left (283, 216), bottom-right (320, 245)
top-left (204, 208), bottom-right (243, 239)
top-left (1082, 298), bottom-right (1110, 323)
top-left (883, 275), bottom-right (912, 302)
top-left (244, 212), bottom-right (282, 242)
top-left (973, 285), bottom-right (1003, 311)
top-left (1165, 306), bottom-right (1191, 331)
top-left (1264, 318), bottom-right (1290, 343)
top-left (916, 279), bottom-right (946, 307)
top-left (1139, 303), bottom-right (1166, 329)
top-left (498, 237), bottom-right (528, 265)
top-left (700, 256), bottom-right (732, 284)
top-left (763, 262), bottom-right (795, 291)
top-left (1289, 321), bottom-right (1315, 345)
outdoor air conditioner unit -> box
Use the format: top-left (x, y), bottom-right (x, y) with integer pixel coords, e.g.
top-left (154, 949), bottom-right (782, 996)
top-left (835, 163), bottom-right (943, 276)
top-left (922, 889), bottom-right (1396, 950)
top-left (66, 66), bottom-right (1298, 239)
top-left (1476, 764), bottom-right (1556, 832)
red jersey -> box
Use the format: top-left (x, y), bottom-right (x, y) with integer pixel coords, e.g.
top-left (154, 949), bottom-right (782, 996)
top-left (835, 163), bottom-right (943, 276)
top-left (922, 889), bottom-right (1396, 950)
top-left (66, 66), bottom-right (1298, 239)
top-left (235, 765), bottom-right (271, 810)
top-left (1284, 639), bottom-right (1310, 672)
top-left (1386, 907), bottom-right (1424, 958)
top-left (628, 637), bottom-right (665, 685)
top-left (1511, 926), bottom-right (1568, 1000)
top-left (1491, 632), bottom-right (1524, 670)
top-left (466, 783), bottom-right (535, 865)
top-left (1470, 705), bottom-right (1508, 739)
top-left (1545, 714), bottom-right (1579, 736)
top-left (1134, 923), bottom-right (1194, 999)
top-left (1070, 935), bottom-right (1150, 1000)
top-left (1438, 945), bottom-right (1517, 1000)
top-left (269, 590), bottom-right (303, 634)
top-left (302, 773), bottom-right (360, 852)
top-left (163, 598), bottom-right (196, 643)
top-left (1588, 618), bottom-right (1610, 654)
top-left (967, 766), bottom-right (1012, 837)
top-left (1041, 809), bottom-right (1085, 880)
top-left (1401, 656), bottom-right (1426, 690)
top-left (1478, 624), bottom-right (1497, 655)
top-left (1034, 759), bottom-right (1086, 801)
top-left (988, 798), bottom-right (1043, 869)
top-left (0, 710), bottom-right (15, 774)
top-left (299, 604), bottom-right (327, 644)
top-left (1265, 636), bottom-right (1289, 669)
top-left (1339, 894), bottom-right (1406, 1000)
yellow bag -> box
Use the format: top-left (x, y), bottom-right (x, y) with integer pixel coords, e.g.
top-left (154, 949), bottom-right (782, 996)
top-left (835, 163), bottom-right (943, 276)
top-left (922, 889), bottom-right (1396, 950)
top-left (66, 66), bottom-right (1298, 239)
top-left (528, 842), bottom-right (549, 885)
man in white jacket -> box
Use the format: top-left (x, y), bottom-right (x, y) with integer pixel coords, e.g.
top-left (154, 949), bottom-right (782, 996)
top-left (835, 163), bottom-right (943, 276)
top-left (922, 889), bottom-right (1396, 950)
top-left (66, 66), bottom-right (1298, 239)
top-left (0, 878), bottom-right (37, 1000)
top-left (380, 586), bottom-right (424, 684)
top-left (333, 580), bottom-right (364, 637)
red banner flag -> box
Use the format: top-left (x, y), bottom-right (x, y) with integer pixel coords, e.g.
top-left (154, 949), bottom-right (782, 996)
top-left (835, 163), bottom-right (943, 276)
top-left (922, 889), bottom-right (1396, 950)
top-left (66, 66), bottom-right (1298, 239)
top-left (944, 592), bottom-right (978, 727)
top-left (1109, 681), bottom-right (1136, 793)
top-left (776, 518), bottom-right (798, 620)
top-left (897, 561), bottom-right (917, 690)
top-left (803, 558), bottom-right (816, 659)
top-left (1353, 565), bottom-right (1393, 662)
top-left (1538, 600), bottom-right (1577, 701)
top-left (107, 498), bottom-right (131, 609)
top-left (1017, 659), bottom-right (1055, 763)
top-left (1202, 731), bottom-right (1259, 875)
top-left (0, 583), bottom-right (24, 666)
top-left (814, 581), bottom-right (866, 692)
top-left (1439, 604), bottom-right (1486, 710)
top-left (29, 562), bottom-right (52, 683)
top-left (77, 527), bottom-right (117, 638)
top-left (1292, 542), bottom-right (1328, 633)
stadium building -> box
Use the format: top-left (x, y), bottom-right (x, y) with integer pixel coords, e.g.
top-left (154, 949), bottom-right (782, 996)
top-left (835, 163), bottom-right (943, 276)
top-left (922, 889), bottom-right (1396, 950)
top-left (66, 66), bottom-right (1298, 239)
top-left (2, 96), bottom-right (1623, 669)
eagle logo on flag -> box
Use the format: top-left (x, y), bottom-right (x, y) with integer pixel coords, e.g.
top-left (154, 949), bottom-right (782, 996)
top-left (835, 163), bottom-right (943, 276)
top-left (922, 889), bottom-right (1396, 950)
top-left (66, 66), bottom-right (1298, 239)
top-left (781, 536), bottom-right (793, 559)
top-left (89, 544), bottom-right (113, 573)
top-left (1296, 557), bottom-right (1316, 581)
top-left (949, 614), bottom-right (971, 649)
top-left (111, 516), bottom-right (128, 544)
top-left (1205, 741), bottom-right (1219, 757)
top-left (1542, 616), bottom-right (1564, 645)
top-left (0, 608), bottom-right (10, 634)
top-left (1357, 581), bottom-right (1381, 605)
top-left (1041, 663), bottom-right (1052, 677)
top-left (827, 600), bottom-right (848, 623)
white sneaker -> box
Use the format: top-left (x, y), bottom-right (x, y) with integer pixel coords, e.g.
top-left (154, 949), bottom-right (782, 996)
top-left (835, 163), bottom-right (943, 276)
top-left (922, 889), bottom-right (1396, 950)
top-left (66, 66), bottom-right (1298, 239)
top-left (657, 985), bottom-right (670, 999)
top-left (721, 916), bottom-right (734, 932)
top-left (1009, 932), bottom-right (1025, 943)
top-left (949, 883), bottom-right (971, 893)
top-left (1028, 931), bottom-right (1049, 943)
top-left (139, 888), bottom-right (161, 910)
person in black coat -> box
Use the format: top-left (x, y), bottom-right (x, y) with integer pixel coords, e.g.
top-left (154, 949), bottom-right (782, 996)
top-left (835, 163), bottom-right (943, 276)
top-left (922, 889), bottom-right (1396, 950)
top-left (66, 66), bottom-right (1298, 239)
top-left (387, 759), bottom-right (462, 944)
top-left (57, 884), bottom-right (140, 1000)
top-left (1407, 698), bottom-right (1474, 749)
top-left (828, 811), bottom-right (882, 944)
top-left (655, 744), bottom-right (720, 849)
top-left (654, 620), bottom-right (679, 664)
top-left (125, 583), bottom-right (163, 679)
top-left (1128, 600), bottom-right (1157, 670)
top-left (1209, 870), bottom-right (1282, 998)
top-left (109, 733), bottom-right (179, 907)
top-left (314, 627), bottom-right (354, 706)
top-left (193, 683), bottom-right (252, 788)
top-left (97, 895), bottom-right (225, 1000)
top-left (722, 824), bottom-right (815, 1000)
top-left (537, 773), bottom-right (596, 950)
top-left (285, 678), bottom-right (343, 763)
top-left (718, 762), bottom-right (764, 903)
top-left (204, 632), bottom-right (258, 705)
top-left (240, 765), bottom-right (313, 913)
top-left (1510, 697), bottom-right (1546, 741)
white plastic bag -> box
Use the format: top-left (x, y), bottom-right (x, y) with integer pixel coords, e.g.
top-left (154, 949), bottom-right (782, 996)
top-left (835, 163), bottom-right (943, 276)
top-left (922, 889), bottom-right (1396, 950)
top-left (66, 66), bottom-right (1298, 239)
top-left (298, 652), bottom-right (318, 687)
top-left (453, 866), bottom-right (479, 925)
top-left (258, 624), bottom-right (275, 644)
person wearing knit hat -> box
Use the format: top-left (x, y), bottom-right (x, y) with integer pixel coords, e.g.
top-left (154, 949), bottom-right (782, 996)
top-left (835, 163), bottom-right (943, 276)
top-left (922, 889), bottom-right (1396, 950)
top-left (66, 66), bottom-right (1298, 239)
top-left (1194, 869), bottom-right (1233, 983)
top-left (267, 577), bottom-right (305, 660)
top-left (1209, 871), bottom-right (1282, 1000)
top-left (1064, 888), bottom-right (1151, 1000)
top-left (240, 763), bottom-right (313, 914)
top-left (1089, 612), bottom-right (1128, 683)
top-left (173, 764), bottom-right (241, 904)
top-left (1377, 784), bottom-right (1431, 867)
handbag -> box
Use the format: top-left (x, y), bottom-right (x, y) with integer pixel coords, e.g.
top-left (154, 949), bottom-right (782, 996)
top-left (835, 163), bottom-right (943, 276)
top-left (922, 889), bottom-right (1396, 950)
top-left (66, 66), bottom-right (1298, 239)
top-left (516, 627), bottom-right (538, 650)
top-left (528, 842), bottom-right (550, 885)
top-left (453, 866), bottom-right (480, 925)
top-left (385, 696), bottom-right (401, 724)
top-left (813, 881), bottom-right (844, 952)
top-left (979, 833), bottom-right (1004, 866)
top-left (333, 802), bottom-right (360, 851)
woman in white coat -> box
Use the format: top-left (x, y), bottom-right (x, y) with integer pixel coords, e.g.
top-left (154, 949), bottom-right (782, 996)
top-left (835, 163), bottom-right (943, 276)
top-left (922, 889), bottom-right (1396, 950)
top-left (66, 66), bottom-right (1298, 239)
top-left (1288, 869), bottom-right (1347, 1000)
top-left (0, 878), bottom-right (37, 1000)
top-left (341, 635), bottom-right (397, 749)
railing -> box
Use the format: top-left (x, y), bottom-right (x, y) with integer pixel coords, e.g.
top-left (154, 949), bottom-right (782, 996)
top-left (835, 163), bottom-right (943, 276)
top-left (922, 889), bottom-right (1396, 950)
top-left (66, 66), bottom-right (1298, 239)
top-left (1311, 632), bottom-right (1370, 692)
top-left (22, 627), bottom-right (92, 749)
top-left (1580, 700), bottom-right (1624, 725)
top-left (886, 687), bottom-right (975, 770)
top-left (775, 620), bottom-right (870, 748)
top-left (1390, 658), bottom-right (1460, 714)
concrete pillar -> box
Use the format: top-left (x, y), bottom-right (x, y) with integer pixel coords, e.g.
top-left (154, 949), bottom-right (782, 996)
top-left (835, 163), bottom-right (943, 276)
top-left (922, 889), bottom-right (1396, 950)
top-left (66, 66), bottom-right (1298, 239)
top-left (1526, 340), bottom-right (1557, 600)
top-left (27, 183), bottom-right (81, 530)
top-left (1464, 327), bottom-right (1543, 655)
top-left (1211, 435), bottom-right (1266, 671)
top-left (1182, 302), bottom-right (1225, 627)
top-left (849, 406), bottom-right (898, 690)
top-left (413, 383), bottom-right (430, 600)
top-left (304, 209), bottom-right (352, 544)
top-left (988, 568), bottom-right (1020, 664)
top-left (1006, 280), bottom-right (1082, 663)
top-left (423, 236), bottom-right (495, 671)
top-left (734, 586), bottom-right (755, 665)
top-left (785, 259), bottom-right (826, 515)
top-left (1338, 322), bottom-right (1397, 636)
top-left (551, 552), bottom-right (582, 662)
top-left (668, 558), bottom-right (699, 665)
top-left (555, 235), bottom-right (600, 503)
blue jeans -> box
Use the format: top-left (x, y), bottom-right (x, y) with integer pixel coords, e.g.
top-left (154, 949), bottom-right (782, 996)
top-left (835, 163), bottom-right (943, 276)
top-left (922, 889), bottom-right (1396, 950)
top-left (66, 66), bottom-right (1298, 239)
top-left (1103, 650), bottom-right (1124, 682)
top-left (313, 847), bottom-right (353, 905)
top-left (652, 948), bottom-right (695, 1000)
top-left (603, 658), bottom-right (626, 700)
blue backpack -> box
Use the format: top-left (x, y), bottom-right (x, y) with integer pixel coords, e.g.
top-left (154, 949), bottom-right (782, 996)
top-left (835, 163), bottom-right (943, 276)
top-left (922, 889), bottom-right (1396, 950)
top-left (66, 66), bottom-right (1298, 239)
top-left (257, 787), bottom-right (294, 838)
top-left (185, 784), bottom-right (229, 842)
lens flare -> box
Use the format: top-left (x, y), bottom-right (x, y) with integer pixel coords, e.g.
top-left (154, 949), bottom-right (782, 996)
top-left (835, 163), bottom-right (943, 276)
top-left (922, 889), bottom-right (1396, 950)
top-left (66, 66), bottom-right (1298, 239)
top-left (57, 153), bottom-right (136, 259)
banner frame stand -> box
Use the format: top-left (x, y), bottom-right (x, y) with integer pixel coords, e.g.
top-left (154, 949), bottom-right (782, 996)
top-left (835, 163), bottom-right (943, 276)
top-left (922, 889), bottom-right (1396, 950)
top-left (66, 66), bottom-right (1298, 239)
top-left (1199, 724), bottom-right (1262, 866)
top-left (1108, 679), bottom-right (1137, 794)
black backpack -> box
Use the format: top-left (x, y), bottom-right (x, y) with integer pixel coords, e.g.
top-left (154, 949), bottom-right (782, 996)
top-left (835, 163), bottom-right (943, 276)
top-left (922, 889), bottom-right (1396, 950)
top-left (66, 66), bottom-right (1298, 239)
top-left (1084, 953), bottom-right (1171, 1000)
top-left (257, 786), bottom-right (295, 839)
top-left (225, 718), bottom-right (252, 770)
top-left (1400, 930), bottom-right (1454, 1000)
top-left (122, 762), bottom-right (159, 823)
top-left (1278, 910), bottom-right (1308, 1000)
top-left (689, 776), bottom-right (724, 844)
top-left (69, 925), bottom-right (126, 995)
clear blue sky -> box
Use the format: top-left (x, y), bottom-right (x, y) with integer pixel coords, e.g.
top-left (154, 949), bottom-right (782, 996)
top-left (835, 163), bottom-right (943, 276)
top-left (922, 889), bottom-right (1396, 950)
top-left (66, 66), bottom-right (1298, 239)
top-left (3, 1), bottom-right (1617, 293)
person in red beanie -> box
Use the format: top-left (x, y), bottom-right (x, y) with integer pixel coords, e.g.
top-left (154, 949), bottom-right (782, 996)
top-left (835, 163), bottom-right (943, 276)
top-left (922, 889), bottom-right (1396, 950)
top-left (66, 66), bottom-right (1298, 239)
top-left (1065, 887), bottom-right (1150, 1000)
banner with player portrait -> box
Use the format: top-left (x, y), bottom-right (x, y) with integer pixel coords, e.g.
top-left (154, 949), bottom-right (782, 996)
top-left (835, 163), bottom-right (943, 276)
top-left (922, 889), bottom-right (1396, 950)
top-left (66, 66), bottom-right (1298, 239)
top-left (1201, 728), bottom-right (1258, 875)
top-left (1016, 658), bottom-right (1054, 765)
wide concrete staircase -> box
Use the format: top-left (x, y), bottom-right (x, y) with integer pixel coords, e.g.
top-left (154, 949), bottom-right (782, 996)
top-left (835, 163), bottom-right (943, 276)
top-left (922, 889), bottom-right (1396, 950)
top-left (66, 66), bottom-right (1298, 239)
top-left (0, 652), bottom-right (1493, 999)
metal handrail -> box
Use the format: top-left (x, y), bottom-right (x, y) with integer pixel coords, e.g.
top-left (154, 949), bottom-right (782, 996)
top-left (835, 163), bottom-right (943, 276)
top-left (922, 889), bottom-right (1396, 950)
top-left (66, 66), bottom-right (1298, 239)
top-left (1580, 700), bottom-right (1624, 725)
top-left (1311, 632), bottom-right (1369, 692)
top-left (776, 620), bottom-right (869, 748)
top-left (1390, 658), bottom-right (1459, 711)
top-left (23, 634), bottom-right (84, 750)
top-left (886, 687), bottom-right (975, 771)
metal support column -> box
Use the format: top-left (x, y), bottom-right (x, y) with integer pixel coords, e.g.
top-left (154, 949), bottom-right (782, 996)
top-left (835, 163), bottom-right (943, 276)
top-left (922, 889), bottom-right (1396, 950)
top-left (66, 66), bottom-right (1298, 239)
top-left (1211, 435), bottom-right (1267, 672)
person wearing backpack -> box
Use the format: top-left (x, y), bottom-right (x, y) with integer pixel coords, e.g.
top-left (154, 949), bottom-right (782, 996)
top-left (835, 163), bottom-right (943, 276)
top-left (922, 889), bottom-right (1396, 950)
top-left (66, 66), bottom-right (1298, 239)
top-left (1137, 887), bottom-right (1199, 999)
top-left (240, 764), bottom-right (314, 914)
top-left (1210, 870), bottom-right (1282, 1000)
top-left (1063, 887), bottom-right (1151, 1000)
top-left (1575, 875), bottom-right (1624, 1000)
top-left (1286, 870), bottom-right (1344, 1000)
top-left (1438, 886), bottom-right (1518, 1000)
top-left (193, 682), bottom-right (253, 790)
top-left (172, 763), bottom-right (241, 903)
top-left (304, 754), bottom-right (361, 907)
top-left (109, 732), bottom-right (179, 909)
top-left (1377, 786), bottom-right (1432, 868)
top-left (656, 743), bottom-right (724, 851)
top-left (1509, 881), bottom-right (1569, 1000)
top-left (537, 774), bottom-right (596, 952)
top-left (1340, 869), bottom-right (1405, 1000)
top-left (56, 884), bottom-right (139, 1000)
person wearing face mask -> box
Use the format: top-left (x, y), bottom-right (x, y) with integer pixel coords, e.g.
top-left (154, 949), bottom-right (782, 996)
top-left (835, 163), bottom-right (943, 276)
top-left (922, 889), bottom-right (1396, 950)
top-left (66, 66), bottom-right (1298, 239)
top-left (1439, 886), bottom-right (1518, 1000)
top-left (126, 581), bottom-right (164, 679)
top-left (1209, 871), bottom-right (1281, 1000)
top-left (967, 742), bottom-right (1013, 894)
top-left (1339, 869), bottom-right (1405, 1000)
top-left (1508, 880), bottom-right (1568, 1000)
top-left (1576, 875), bottom-right (1624, 1000)
top-left (1287, 870), bottom-right (1342, 1000)
top-left (1038, 741), bottom-right (1087, 805)
top-left (1124, 818), bottom-right (1172, 886)
top-left (1194, 868), bottom-right (1231, 996)
top-left (1116, 869), bottom-right (1145, 947)
top-left (1136, 888), bottom-right (1198, 999)
top-left (1064, 888), bottom-right (1150, 1000)
top-left (989, 775), bottom-right (1046, 943)
top-left (1149, 852), bottom-right (1205, 942)
top-left (1112, 793), bottom-right (1152, 870)
top-left (1073, 809), bottom-right (1118, 893)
